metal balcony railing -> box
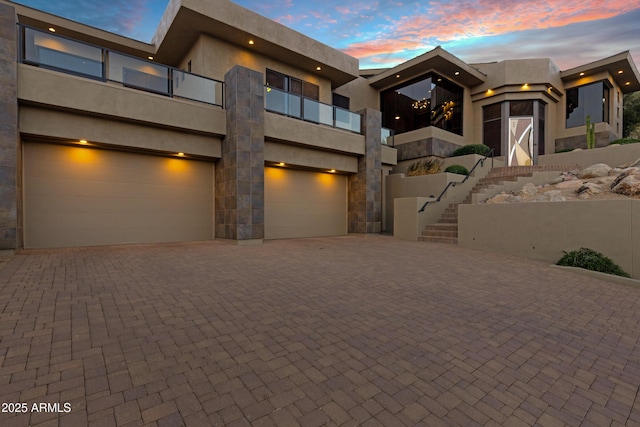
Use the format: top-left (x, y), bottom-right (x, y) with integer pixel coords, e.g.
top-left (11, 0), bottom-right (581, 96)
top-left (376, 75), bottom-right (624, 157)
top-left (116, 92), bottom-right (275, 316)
top-left (19, 25), bottom-right (224, 107)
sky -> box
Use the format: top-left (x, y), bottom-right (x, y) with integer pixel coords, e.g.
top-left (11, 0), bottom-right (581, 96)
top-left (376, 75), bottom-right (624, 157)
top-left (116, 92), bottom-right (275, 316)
top-left (13, 0), bottom-right (640, 71)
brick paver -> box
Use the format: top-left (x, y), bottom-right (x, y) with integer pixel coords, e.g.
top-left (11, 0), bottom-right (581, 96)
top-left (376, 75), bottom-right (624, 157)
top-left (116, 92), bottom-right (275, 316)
top-left (1, 235), bottom-right (639, 426)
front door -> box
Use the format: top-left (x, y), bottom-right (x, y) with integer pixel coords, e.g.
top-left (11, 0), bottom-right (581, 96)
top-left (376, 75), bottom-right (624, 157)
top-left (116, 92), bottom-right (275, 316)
top-left (508, 117), bottom-right (534, 166)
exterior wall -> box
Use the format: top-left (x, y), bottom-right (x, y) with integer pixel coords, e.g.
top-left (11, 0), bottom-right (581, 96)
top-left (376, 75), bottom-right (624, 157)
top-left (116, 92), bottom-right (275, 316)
top-left (0, 3), bottom-right (19, 251)
top-left (264, 141), bottom-right (358, 173)
top-left (333, 76), bottom-right (380, 112)
top-left (459, 201), bottom-right (640, 280)
top-left (539, 142), bottom-right (640, 169)
top-left (181, 34), bottom-right (334, 104)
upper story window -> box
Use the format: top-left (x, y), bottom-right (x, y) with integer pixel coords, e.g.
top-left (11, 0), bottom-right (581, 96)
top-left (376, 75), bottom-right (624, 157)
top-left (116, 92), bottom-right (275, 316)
top-left (381, 73), bottom-right (464, 136)
top-left (566, 80), bottom-right (611, 128)
top-left (266, 69), bottom-right (319, 100)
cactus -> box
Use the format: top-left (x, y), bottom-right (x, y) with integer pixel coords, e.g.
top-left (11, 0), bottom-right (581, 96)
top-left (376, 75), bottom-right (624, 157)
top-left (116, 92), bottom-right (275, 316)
top-left (586, 115), bottom-right (596, 149)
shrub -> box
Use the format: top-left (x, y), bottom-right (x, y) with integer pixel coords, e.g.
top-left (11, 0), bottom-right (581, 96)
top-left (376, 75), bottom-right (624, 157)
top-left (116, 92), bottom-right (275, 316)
top-left (444, 164), bottom-right (469, 175)
top-left (609, 138), bottom-right (640, 145)
top-left (451, 144), bottom-right (491, 157)
top-left (406, 157), bottom-right (442, 176)
top-left (555, 147), bottom-right (575, 153)
top-left (557, 248), bottom-right (630, 278)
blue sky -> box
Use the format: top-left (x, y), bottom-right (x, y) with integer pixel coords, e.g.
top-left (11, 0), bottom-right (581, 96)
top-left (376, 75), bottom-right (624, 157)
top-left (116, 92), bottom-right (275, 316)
top-left (13, 0), bottom-right (640, 70)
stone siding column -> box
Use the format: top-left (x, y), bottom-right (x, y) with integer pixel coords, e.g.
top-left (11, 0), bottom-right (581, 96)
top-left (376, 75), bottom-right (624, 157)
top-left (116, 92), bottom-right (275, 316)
top-left (215, 65), bottom-right (264, 243)
top-left (0, 4), bottom-right (19, 251)
top-left (348, 109), bottom-right (382, 233)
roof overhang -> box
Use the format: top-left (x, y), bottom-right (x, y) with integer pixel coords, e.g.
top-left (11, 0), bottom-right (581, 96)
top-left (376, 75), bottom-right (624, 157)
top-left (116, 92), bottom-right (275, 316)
top-left (153, 0), bottom-right (360, 88)
top-left (366, 47), bottom-right (486, 90)
top-left (560, 51), bottom-right (640, 93)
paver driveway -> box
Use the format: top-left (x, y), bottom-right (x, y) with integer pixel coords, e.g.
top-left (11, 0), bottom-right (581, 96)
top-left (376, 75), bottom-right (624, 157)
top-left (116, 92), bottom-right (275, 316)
top-left (1, 235), bottom-right (639, 426)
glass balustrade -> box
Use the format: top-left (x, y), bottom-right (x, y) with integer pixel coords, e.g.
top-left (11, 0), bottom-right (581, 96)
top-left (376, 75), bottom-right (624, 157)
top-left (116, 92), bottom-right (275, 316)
top-left (381, 127), bottom-right (394, 146)
top-left (265, 86), bottom-right (362, 134)
top-left (20, 25), bottom-right (223, 107)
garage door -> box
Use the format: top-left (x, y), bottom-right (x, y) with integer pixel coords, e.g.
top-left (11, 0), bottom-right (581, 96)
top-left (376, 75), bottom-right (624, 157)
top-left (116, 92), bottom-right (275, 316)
top-left (264, 166), bottom-right (347, 239)
top-left (23, 142), bottom-right (214, 248)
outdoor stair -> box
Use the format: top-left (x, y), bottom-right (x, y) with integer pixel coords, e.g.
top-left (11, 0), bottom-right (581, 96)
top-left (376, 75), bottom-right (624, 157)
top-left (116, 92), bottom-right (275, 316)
top-left (419, 164), bottom-right (580, 244)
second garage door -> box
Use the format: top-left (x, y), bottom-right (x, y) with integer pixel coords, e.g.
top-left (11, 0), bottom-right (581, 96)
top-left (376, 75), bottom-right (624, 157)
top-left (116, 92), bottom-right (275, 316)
top-left (264, 166), bottom-right (347, 239)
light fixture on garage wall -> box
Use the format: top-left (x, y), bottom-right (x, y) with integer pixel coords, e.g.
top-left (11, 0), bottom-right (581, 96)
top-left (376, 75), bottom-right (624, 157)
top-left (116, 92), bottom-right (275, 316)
top-left (79, 139), bottom-right (88, 145)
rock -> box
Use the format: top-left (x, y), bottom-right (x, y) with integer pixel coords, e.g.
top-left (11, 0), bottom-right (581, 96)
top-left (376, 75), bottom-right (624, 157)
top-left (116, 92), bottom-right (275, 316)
top-left (555, 180), bottom-right (583, 190)
top-left (535, 191), bottom-right (566, 202)
top-left (516, 183), bottom-right (538, 198)
top-left (578, 163), bottom-right (612, 179)
top-left (550, 176), bottom-right (564, 185)
top-left (577, 182), bottom-right (602, 195)
top-left (486, 193), bottom-right (521, 204)
top-left (619, 157), bottom-right (640, 169)
top-left (611, 167), bottom-right (640, 196)
top-left (576, 183), bottom-right (602, 199)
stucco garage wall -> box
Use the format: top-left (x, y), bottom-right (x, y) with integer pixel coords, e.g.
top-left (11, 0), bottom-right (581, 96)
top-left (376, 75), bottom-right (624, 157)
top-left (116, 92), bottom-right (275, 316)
top-left (23, 142), bottom-right (214, 248)
top-left (458, 200), bottom-right (639, 279)
top-left (264, 167), bottom-right (347, 239)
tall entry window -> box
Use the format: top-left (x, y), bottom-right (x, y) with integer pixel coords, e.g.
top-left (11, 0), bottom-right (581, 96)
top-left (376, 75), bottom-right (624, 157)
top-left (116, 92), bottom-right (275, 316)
top-left (381, 73), bottom-right (463, 136)
top-left (566, 80), bottom-right (611, 128)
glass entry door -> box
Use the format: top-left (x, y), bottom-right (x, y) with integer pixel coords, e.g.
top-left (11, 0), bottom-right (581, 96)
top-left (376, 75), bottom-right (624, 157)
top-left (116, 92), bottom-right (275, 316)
top-left (508, 117), bottom-right (534, 166)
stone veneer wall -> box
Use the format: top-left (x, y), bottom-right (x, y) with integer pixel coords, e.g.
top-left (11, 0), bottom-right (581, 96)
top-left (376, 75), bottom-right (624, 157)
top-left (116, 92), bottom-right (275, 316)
top-left (0, 4), bottom-right (19, 250)
top-left (554, 131), bottom-right (617, 152)
top-left (395, 137), bottom-right (460, 161)
top-left (215, 66), bottom-right (265, 241)
top-left (348, 109), bottom-right (382, 233)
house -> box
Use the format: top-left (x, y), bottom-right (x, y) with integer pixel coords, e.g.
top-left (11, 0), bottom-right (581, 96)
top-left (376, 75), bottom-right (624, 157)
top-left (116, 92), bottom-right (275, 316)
top-left (1, 0), bottom-right (638, 250)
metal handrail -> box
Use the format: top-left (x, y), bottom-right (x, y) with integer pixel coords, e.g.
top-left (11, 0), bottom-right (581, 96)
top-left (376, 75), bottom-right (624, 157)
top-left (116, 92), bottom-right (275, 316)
top-left (418, 148), bottom-right (494, 212)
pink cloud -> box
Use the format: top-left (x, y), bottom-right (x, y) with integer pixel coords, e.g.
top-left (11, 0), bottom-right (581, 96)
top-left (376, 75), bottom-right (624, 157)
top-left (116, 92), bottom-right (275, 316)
top-left (343, 0), bottom-right (640, 59)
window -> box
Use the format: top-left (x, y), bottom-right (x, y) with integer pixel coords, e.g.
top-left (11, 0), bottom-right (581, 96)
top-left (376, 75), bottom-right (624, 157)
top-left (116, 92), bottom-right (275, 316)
top-left (266, 69), bottom-right (319, 101)
top-left (483, 103), bottom-right (502, 155)
top-left (332, 93), bottom-right (350, 110)
top-left (566, 80), bottom-right (611, 128)
top-left (381, 73), bottom-right (463, 136)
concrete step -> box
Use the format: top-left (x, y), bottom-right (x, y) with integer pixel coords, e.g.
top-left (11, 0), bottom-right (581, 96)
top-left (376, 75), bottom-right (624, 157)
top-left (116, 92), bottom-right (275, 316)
top-left (418, 236), bottom-right (459, 244)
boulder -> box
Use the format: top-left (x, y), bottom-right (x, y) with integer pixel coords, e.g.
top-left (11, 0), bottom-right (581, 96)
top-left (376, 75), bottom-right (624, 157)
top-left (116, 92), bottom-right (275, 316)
top-left (486, 193), bottom-right (522, 204)
top-left (516, 183), bottom-right (538, 198)
top-left (611, 167), bottom-right (640, 196)
top-left (576, 183), bottom-right (602, 199)
top-left (555, 180), bottom-right (583, 190)
top-left (578, 163), bottom-right (612, 179)
top-left (535, 191), bottom-right (566, 202)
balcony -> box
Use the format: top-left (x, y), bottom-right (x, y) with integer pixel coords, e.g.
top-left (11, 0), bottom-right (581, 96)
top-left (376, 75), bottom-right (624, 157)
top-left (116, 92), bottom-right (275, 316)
top-left (19, 25), bottom-right (223, 107)
top-left (265, 86), bottom-right (362, 134)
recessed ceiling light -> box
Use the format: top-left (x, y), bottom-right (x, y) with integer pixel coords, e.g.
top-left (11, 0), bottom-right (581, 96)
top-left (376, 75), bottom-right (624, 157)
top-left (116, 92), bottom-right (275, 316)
top-left (329, 169), bottom-right (336, 173)
top-left (177, 152), bottom-right (185, 156)
top-left (148, 56), bottom-right (154, 60)
top-left (626, 82), bottom-right (631, 86)
top-left (79, 139), bottom-right (88, 144)
top-left (454, 71), bottom-right (460, 76)
top-left (249, 40), bottom-right (254, 45)
top-left (579, 72), bottom-right (585, 76)
top-left (278, 162), bottom-right (285, 166)
top-left (316, 66), bottom-right (321, 71)
top-left (48, 27), bottom-right (56, 32)
top-left (396, 74), bottom-right (400, 78)
top-left (618, 70), bottom-right (624, 74)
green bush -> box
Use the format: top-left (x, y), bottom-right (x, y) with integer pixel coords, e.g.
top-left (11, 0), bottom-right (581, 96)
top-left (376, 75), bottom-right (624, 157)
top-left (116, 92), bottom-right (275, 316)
top-left (444, 164), bottom-right (469, 175)
top-left (451, 144), bottom-right (491, 157)
top-left (557, 248), bottom-right (630, 278)
top-left (406, 157), bottom-right (442, 176)
top-left (555, 147), bottom-right (575, 153)
top-left (609, 138), bottom-right (640, 145)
